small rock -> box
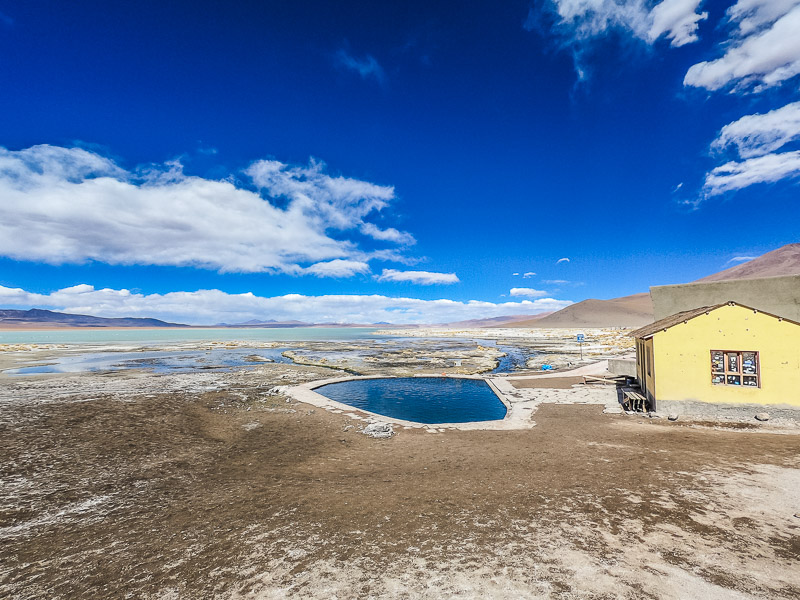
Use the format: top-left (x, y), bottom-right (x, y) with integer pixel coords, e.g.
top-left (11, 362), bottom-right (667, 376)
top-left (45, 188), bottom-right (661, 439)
top-left (667, 413), bottom-right (679, 421)
top-left (363, 422), bottom-right (394, 439)
top-left (755, 412), bottom-right (770, 422)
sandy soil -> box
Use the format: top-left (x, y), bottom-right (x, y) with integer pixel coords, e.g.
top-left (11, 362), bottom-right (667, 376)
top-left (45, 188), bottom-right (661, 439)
top-left (1, 358), bottom-right (799, 599)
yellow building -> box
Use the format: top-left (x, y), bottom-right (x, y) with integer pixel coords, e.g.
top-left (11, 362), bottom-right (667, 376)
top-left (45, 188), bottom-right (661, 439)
top-left (631, 301), bottom-right (800, 411)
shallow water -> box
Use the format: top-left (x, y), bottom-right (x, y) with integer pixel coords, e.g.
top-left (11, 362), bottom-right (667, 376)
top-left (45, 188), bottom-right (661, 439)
top-left (0, 327), bottom-right (381, 344)
top-left (315, 377), bottom-right (507, 424)
top-left (5, 347), bottom-right (293, 375)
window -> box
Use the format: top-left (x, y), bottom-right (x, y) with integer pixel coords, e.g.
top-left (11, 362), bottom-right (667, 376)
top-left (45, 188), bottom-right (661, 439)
top-left (646, 344), bottom-right (652, 376)
top-left (711, 351), bottom-right (759, 387)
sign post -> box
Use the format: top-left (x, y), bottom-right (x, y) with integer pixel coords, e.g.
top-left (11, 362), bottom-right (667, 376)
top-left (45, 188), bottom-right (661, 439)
top-left (577, 333), bottom-right (585, 360)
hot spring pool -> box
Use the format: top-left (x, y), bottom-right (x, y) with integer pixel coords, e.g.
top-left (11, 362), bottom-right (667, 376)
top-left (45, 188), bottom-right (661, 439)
top-left (314, 377), bottom-right (508, 424)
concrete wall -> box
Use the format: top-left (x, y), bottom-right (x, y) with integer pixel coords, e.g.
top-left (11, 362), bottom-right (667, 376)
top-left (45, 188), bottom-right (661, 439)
top-left (608, 358), bottom-right (636, 377)
top-left (650, 275), bottom-right (800, 322)
top-left (652, 304), bottom-right (800, 408)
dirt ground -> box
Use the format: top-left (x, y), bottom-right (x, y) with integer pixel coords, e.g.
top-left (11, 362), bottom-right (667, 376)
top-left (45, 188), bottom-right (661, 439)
top-left (1, 364), bottom-right (799, 599)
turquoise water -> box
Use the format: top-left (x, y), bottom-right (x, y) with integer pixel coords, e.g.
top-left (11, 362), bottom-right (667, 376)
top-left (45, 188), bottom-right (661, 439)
top-left (0, 327), bottom-right (380, 344)
top-left (315, 377), bottom-right (507, 424)
top-left (5, 347), bottom-right (293, 375)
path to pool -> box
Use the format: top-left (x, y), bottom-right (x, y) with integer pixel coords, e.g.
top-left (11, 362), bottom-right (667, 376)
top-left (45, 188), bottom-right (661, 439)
top-left (281, 360), bottom-right (624, 431)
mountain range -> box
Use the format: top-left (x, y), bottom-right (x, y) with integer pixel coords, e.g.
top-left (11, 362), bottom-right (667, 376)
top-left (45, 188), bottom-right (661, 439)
top-left (0, 309), bottom-right (186, 329)
top-left (2, 244), bottom-right (799, 330)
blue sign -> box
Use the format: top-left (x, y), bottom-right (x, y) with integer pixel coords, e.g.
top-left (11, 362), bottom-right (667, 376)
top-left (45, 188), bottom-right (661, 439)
top-left (577, 334), bottom-right (585, 342)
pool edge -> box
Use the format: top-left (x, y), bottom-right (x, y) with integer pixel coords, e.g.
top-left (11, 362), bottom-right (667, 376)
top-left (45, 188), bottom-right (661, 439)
top-left (282, 374), bottom-right (535, 431)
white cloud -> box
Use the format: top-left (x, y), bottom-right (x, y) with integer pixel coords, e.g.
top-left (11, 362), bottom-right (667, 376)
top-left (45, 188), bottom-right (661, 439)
top-left (376, 269), bottom-right (460, 285)
top-left (557, 257), bottom-right (571, 263)
top-left (509, 287), bottom-right (548, 298)
top-left (728, 0), bottom-right (799, 34)
top-left (684, 1), bottom-right (800, 91)
top-left (711, 101), bottom-right (800, 159)
top-left (0, 145), bottom-right (415, 276)
top-left (359, 222), bottom-right (416, 245)
top-left (703, 150), bottom-right (800, 196)
top-left (301, 260), bottom-right (371, 278)
top-left (683, 1), bottom-right (800, 199)
top-left (724, 255), bottom-right (757, 264)
top-left (512, 272), bottom-right (520, 276)
top-left (542, 279), bottom-right (570, 284)
top-left (536, 0), bottom-right (707, 71)
top-left (0, 284), bottom-right (572, 325)
top-left (523, 272), bottom-right (536, 278)
top-left (647, 0), bottom-right (708, 47)
top-left (334, 49), bottom-right (386, 84)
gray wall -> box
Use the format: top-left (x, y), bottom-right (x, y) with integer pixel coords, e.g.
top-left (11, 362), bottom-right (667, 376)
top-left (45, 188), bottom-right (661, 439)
top-left (608, 358), bottom-right (637, 377)
top-left (650, 275), bottom-right (800, 322)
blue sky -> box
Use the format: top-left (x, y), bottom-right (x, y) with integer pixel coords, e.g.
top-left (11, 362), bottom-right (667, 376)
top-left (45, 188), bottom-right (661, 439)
top-left (0, 0), bottom-right (798, 324)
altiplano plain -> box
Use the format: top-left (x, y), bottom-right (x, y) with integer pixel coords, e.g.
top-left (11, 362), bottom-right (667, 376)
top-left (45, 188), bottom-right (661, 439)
top-left (1, 333), bottom-right (798, 599)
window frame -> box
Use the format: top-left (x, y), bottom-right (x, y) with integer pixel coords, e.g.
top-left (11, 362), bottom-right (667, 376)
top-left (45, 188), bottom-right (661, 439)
top-left (711, 350), bottom-right (760, 388)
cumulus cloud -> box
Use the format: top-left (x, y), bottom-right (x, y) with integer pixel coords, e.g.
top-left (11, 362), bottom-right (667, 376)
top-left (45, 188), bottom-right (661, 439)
top-left (647, 0), bottom-right (708, 46)
top-left (523, 272), bottom-right (536, 278)
top-left (556, 257), bottom-right (570, 263)
top-left (334, 49), bottom-right (386, 84)
top-left (509, 287), bottom-right (548, 298)
top-left (682, 1), bottom-right (800, 199)
top-left (703, 151), bottom-right (800, 196)
top-left (376, 269), bottom-right (460, 285)
top-left (0, 145), bottom-right (416, 276)
top-left (0, 284), bottom-right (572, 325)
top-left (711, 101), bottom-right (800, 159)
top-left (684, 1), bottom-right (800, 92)
top-left (301, 260), bottom-right (371, 278)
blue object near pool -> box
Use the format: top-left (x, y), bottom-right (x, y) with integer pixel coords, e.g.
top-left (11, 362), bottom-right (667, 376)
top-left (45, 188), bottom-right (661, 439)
top-left (315, 377), bottom-right (507, 424)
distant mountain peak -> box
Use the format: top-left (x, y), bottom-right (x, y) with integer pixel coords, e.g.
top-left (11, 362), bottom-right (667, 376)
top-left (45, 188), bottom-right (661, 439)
top-left (695, 243), bottom-right (800, 283)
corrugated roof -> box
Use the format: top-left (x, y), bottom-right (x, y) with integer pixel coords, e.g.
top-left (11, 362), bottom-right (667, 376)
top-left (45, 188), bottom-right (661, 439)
top-left (630, 304), bottom-right (724, 339)
top-left (631, 300), bottom-right (800, 339)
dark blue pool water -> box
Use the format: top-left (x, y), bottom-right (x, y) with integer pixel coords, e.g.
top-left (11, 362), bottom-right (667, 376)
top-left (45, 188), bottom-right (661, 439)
top-left (315, 377), bottom-right (507, 424)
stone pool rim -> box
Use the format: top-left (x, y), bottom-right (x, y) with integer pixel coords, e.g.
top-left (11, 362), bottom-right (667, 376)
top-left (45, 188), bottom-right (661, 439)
top-left (282, 374), bottom-right (532, 430)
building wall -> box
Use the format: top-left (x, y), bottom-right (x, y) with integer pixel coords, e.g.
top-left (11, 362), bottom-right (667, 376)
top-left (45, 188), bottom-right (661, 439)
top-left (636, 337), bottom-right (656, 404)
top-left (651, 304), bottom-right (800, 407)
top-left (650, 275), bottom-right (800, 322)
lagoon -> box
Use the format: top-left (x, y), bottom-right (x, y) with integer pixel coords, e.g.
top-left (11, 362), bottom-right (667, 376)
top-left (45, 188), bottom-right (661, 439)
top-left (0, 327), bottom-right (381, 345)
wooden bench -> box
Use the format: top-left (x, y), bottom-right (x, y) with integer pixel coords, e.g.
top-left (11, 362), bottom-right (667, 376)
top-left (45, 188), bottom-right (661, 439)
top-left (621, 389), bottom-right (647, 412)
top-left (582, 374), bottom-right (625, 385)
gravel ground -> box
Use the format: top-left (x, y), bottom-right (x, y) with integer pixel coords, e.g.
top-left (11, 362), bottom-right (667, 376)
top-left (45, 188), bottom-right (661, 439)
top-left (1, 352), bottom-right (798, 599)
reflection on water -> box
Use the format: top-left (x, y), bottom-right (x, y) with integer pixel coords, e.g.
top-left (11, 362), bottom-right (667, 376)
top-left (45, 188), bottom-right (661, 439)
top-left (6, 347), bottom-right (292, 375)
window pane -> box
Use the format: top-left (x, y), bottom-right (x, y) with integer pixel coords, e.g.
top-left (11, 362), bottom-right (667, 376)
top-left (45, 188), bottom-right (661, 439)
top-left (727, 374), bottom-right (741, 385)
top-left (726, 353), bottom-right (739, 373)
top-left (742, 352), bottom-right (757, 374)
top-left (711, 351), bottom-right (724, 372)
top-left (743, 376), bottom-right (758, 387)
top-left (712, 373), bottom-right (725, 385)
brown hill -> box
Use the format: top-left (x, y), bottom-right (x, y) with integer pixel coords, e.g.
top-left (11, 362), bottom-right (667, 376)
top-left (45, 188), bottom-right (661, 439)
top-left (498, 243), bottom-right (799, 329)
top-left (449, 313), bottom-right (554, 328)
top-left (695, 243), bottom-right (800, 282)
top-left (503, 293), bottom-right (654, 328)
